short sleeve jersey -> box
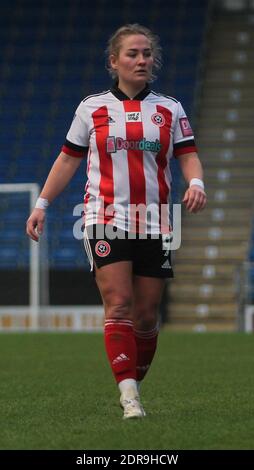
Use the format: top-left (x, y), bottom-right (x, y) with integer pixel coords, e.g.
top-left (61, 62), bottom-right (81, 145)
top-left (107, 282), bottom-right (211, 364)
top-left (62, 83), bottom-right (197, 233)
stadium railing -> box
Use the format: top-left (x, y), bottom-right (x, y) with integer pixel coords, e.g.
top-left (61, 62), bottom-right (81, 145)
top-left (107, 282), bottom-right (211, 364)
top-left (236, 261), bottom-right (254, 332)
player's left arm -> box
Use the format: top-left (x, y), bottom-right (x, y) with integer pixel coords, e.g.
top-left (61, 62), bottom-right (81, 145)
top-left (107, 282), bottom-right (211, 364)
top-left (177, 151), bottom-right (207, 213)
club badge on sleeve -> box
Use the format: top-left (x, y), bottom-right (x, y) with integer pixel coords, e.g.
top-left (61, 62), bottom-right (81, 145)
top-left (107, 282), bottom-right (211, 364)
top-left (179, 117), bottom-right (193, 137)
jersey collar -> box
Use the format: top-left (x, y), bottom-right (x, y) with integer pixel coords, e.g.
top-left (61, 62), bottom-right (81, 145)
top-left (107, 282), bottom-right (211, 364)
top-left (110, 81), bottom-right (151, 101)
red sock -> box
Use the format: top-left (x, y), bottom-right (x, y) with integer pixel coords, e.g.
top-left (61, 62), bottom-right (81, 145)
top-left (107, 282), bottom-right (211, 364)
top-left (134, 326), bottom-right (159, 382)
top-left (104, 319), bottom-right (137, 384)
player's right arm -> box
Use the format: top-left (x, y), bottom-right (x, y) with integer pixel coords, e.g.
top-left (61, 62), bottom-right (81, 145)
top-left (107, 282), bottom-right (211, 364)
top-left (26, 151), bottom-right (83, 242)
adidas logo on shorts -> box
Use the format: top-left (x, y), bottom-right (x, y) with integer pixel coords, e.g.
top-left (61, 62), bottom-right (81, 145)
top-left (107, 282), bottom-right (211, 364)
top-left (161, 259), bottom-right (171, 269)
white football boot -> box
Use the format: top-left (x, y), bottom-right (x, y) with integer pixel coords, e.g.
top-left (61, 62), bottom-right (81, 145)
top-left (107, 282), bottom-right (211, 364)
top-left (120, 390), bottom-right (146, 419)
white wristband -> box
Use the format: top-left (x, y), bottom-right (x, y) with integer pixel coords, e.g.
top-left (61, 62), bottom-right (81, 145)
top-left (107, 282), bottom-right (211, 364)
top-left (189, 178), bottom-right (204, 190)
top-left (35, 197), bottom-right (50, 210)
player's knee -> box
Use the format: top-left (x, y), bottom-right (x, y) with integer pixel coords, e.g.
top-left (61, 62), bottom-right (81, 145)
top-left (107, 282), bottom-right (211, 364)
top-left (105, 296), bottom-right (133, 320)
top-left (134, 303), bottom-right (159, 330)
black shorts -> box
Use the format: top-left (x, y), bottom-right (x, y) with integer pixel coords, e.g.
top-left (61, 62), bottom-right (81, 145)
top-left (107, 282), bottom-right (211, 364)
top-left (83, 224), bottom-right (174, 278)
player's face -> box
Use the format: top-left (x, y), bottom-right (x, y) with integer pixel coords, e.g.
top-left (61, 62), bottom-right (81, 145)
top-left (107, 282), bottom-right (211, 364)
top-left (111, 34), bottom-right (154, 88)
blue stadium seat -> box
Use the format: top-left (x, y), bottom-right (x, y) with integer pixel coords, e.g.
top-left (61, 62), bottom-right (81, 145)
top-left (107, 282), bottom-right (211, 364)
top-left (0, 247), bottom-right (20, 268)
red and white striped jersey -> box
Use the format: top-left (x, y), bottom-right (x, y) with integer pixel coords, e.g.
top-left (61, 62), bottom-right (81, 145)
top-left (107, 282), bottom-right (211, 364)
top-left (62, 83), bottom-right (197, 233)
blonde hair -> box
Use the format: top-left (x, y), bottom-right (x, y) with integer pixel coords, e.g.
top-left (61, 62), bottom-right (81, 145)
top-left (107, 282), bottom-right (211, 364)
top-left (105, 23), bottom-right (162, 82)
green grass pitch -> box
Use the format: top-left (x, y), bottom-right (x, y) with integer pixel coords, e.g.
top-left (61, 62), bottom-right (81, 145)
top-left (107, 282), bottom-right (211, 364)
top-left (0, 331), bottom-right (254, 450)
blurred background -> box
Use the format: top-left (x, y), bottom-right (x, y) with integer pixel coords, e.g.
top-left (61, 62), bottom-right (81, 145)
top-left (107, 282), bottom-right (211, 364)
top-left (0, 0), bottom-right (254, 332)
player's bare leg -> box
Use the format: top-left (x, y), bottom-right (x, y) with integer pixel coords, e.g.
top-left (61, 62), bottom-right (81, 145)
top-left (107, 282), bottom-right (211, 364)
top-left (95, 261), bottom-right (145, 418)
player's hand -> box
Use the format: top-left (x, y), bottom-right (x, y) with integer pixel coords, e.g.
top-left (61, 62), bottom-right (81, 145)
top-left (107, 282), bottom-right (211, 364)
top-left (26, 208), bottom-right (46, 242)
top-left (182, 185), bottom-right (207, 213)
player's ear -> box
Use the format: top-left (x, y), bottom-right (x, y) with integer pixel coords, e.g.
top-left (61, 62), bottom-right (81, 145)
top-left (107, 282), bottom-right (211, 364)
top-left (110, 54), bottom-right (118, 70)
